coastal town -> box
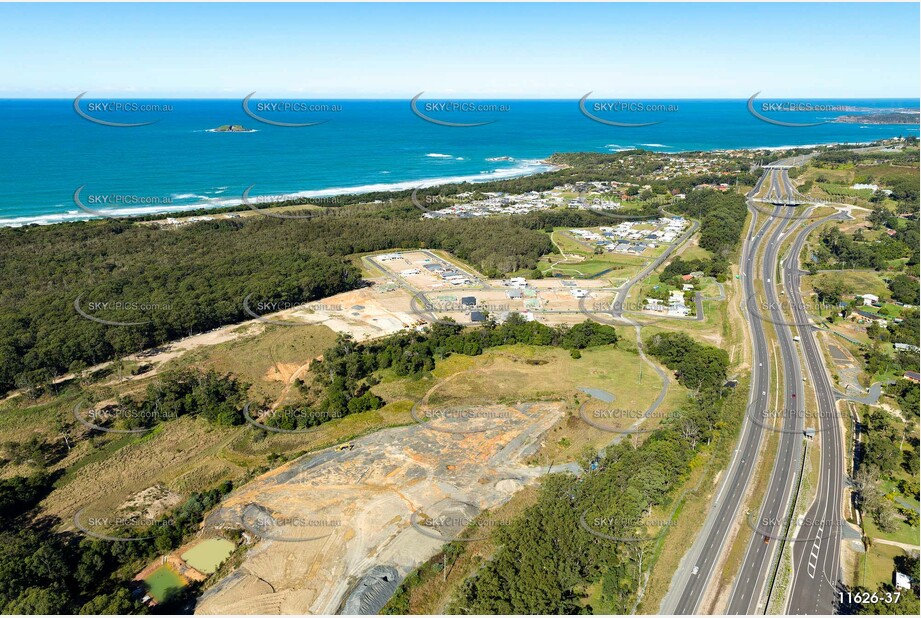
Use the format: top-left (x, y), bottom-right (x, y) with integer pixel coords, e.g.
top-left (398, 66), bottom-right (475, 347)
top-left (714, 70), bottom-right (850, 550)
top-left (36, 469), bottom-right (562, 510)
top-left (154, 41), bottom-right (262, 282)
top-left (0, 1), bottom-right (918, 614)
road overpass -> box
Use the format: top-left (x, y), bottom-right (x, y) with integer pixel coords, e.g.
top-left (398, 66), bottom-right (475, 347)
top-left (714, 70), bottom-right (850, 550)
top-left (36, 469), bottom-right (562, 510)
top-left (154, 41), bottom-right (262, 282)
top-left (660, 179), bottom-right (781, 615)
top-left (784, 211), bottom-right (850, 614)
top-left (662, 152), bottom-right (847, 615)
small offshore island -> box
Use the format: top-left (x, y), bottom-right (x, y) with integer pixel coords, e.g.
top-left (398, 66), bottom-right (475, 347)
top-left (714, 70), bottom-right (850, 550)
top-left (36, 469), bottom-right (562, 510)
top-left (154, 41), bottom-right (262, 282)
top-left (208, 124), bottom-right (256, 132)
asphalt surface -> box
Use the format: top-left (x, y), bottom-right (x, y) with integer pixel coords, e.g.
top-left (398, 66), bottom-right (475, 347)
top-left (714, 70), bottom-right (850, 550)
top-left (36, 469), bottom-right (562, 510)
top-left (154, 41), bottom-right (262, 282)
top-left (724, 208), bottom-right (805, 615)
top-left (784, 211), bottom-right (849, 615)
top-left (661, 183), bottom-right (779, 615)
top-left (611, 216), bottom-right (701, 318)
top-left (663, 157), bottom-right (843, 615)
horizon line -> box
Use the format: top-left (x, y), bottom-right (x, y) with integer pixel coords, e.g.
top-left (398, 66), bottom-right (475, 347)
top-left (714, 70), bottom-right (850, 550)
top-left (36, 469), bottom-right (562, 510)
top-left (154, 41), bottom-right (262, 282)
top-left (3, 95), bottom-right (920, 101)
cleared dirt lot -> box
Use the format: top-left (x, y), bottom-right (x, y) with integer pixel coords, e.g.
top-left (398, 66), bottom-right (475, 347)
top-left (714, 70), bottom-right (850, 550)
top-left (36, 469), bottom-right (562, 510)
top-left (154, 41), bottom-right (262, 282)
top-left (366, 249), bottom-right (618, 328)
top-left (195, 401), bottom-right (564, 615)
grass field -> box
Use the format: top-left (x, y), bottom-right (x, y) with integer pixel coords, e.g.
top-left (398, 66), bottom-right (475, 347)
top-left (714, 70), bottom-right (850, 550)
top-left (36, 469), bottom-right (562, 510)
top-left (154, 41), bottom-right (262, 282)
top-left (374, 342), bottom-right (687, 464)
top-left (163, 323), bottom-right (339, 403)
top-left (854, 542), bottom-right (906, 590)
top-left (806, 270), bottom-right (891, 301)
top-left (817, 183), bottom-right (875, 200)
top-left (862, 513), bottom-right (921, 547)
top-left (181, 538), bottom-right (236, 574)
top-left (679, 242), bottom-right (713, 261)
top-left (540, 229), bottom-right (658, 280)
top-left (9, 311), bottom-right (675, 545)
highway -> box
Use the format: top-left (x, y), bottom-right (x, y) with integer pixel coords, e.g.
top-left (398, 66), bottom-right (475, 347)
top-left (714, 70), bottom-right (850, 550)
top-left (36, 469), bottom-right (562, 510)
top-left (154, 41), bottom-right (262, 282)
top-left (784, 211), bottom-right (849, 614)
top-left (725, 206), bottom-right (805, 614)
top-left (663, 155), bottom-right (844, 615)
top-left (661, 175), bottom-right (783, 614)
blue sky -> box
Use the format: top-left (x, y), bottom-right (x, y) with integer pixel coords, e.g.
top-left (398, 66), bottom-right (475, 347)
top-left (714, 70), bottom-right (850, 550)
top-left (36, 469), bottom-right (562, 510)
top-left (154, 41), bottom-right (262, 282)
top-left (0, 2), bottom-right (918, 98)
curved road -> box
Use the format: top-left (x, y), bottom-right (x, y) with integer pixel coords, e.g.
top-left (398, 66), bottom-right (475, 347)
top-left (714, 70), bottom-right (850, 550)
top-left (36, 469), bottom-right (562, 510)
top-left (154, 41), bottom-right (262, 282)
top-left (662, 185), bottom-right (779, 614)
top-left (785, 211), bottom-right (849, 614)
top-left (725, 208), bottom-right (806, 614)
top-left (664, 155), bottom-right (842, 615)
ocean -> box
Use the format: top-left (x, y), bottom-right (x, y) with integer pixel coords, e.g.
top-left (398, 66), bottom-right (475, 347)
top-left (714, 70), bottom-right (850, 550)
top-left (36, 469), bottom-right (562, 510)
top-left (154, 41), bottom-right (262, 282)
top-left (0, 98), bottom-right (917, 226)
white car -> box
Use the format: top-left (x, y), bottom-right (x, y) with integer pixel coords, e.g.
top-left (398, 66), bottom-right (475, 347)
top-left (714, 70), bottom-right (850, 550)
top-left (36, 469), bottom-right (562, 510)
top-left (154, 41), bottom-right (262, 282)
top-left (692, 566), bottom-right (699, 575)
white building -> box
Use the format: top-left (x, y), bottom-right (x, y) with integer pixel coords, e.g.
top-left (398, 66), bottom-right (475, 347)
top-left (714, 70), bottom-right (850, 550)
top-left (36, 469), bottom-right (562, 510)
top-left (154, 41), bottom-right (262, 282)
top-left (668, 290), bottom-right (690, 316)
top-left (861, 294), bottom-right (880, 306)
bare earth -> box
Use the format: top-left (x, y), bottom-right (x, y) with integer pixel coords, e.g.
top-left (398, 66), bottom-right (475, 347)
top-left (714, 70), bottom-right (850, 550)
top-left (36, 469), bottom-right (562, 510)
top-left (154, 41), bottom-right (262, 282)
top-left (195, 401), bottom-right (565, 615)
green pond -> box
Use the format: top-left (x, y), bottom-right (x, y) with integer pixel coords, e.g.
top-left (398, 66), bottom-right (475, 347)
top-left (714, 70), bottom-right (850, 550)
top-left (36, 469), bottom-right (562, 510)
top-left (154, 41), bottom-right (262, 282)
top-left (181, 538), bottom-right (235, 574)
top-left (143, 566), bottom-right (185, 602)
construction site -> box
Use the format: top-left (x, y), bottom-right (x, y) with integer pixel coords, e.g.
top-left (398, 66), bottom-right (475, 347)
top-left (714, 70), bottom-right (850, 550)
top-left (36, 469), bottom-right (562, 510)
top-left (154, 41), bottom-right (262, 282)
top-left (234, 249), bottom-right (620, 339)
top-left (195, 401), bottom-right (566, 615)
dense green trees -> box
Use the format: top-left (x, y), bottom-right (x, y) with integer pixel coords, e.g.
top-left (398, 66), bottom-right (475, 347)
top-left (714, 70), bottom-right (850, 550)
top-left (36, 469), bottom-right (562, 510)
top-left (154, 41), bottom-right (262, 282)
top-left (268, 316), bottom-right (619, 430)
top-left (0, 476), bottom-right (233, 614)
top-left (891, 379), bottom-right (920, 417)
top-left (645, 332), bottom-right (730, 395)
top-left (661, 255), bottom-right (731, 283)
top-left (79, 369), bottom-right (250, 433)
top-left (854, 409), bottom-right (916, 534)
top-left (0, 472), bottom-right (54, 523)
top-left (0, 213), bottom-right (561, 394)
top-left (140, 369), bottom-right (250, 427)
top-left (0, 148), bottom-right (764, 397)
top-left (888, 274), bottom-right (920, 305)
top-left (670, 190), bottom-right (748, 257)
top-left (814, 227), bottom-right (910, 270)
top-left (448, 333), bottom-right (732, 613)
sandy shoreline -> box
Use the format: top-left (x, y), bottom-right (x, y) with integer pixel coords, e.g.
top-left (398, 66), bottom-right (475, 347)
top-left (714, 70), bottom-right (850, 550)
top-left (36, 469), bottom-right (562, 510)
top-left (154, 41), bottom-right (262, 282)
top-left (0, 139), bottom-right (888, 228)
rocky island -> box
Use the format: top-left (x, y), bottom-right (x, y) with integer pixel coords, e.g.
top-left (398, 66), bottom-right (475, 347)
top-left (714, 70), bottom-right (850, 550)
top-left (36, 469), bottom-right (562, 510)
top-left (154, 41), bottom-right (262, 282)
top-left (209, 124), bottom-right (255, 132)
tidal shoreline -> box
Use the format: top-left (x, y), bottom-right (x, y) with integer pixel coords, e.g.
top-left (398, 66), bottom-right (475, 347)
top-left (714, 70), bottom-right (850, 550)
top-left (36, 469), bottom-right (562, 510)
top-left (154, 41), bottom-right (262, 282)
top-left (0, 139), bottom-right (893, 228)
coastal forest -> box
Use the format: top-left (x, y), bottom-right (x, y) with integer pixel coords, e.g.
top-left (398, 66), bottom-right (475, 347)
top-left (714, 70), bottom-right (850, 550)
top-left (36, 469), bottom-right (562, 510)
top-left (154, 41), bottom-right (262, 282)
top-left (0, 151), bottom-right (755, 397)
